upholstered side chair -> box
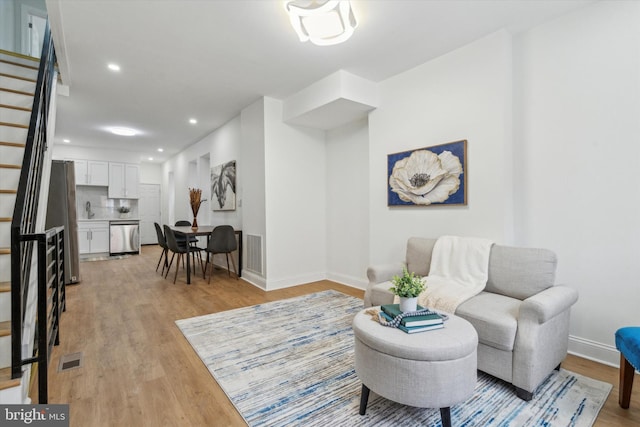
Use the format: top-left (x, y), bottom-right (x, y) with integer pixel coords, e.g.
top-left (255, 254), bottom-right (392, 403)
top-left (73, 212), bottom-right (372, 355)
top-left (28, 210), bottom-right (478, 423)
top-left (615, 326), bottom-right (640, 409)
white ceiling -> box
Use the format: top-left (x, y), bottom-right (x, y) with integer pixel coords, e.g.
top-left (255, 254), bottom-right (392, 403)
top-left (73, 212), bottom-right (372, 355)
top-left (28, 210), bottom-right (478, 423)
top-left (47, 0), bottom-right (594, 163)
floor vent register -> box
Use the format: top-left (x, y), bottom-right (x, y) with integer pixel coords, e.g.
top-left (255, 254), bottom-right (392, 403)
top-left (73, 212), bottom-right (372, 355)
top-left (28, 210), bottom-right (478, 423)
top-left (57, 352), bottom-right (83, 372)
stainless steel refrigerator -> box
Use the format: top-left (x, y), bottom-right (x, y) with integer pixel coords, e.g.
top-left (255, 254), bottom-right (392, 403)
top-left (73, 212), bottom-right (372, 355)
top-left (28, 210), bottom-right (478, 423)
top-left (45, 160), bottom-right (80, 284)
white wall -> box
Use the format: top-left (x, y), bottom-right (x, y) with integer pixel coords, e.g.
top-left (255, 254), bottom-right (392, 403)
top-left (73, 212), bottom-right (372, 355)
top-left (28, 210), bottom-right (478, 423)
top-left (368, 30), bottom-right (514, 266)
top-left (162, 116), bottom-right (241, 229)
top-left (209, 115), bottom-right (242, 229)
top-left (326, 118), bottom-right (370, 287)
top-left (263, 97), bottom-right (327, 289)
top-left (240, 99), bottom-right (267, 286)
top-left (514, 0), bottom-right (640, 365)
top-left (162, 97), bottom-right (328, 290)
top-left (52, 144), bottom-right (144, 164)
top-left (0, 1), bottom-right (15, 52)
top-left (139, 162), bottom-right (162, 184)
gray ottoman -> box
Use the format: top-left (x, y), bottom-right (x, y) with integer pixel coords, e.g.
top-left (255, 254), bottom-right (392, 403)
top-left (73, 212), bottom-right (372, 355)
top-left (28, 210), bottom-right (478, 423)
top-left (352, 308), bottom-right (478, 427)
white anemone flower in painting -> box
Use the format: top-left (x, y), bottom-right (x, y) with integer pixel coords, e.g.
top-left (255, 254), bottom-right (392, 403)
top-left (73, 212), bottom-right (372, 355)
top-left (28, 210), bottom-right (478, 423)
top-left (389, 149), bottom-right (462, 205)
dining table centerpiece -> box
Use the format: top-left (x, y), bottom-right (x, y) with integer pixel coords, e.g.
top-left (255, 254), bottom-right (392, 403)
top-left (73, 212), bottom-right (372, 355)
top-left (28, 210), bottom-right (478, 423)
top-left (189, 188), bottom-right (204, 229)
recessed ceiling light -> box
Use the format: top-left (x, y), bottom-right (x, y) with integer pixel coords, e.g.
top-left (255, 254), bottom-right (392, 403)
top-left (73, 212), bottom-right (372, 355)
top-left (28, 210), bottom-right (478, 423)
top-left (189, 118), bottom-right (197, 124)
top-left (109, 127), bottom-right (137, 136)
top-left (63, 139), bottom-right (70, 143)
top-left (157, 148), bottom-right (164, 152)
top-left (148, 157), bottom-right (154, 161)
top-left (108, 63), bottom-right (121, 71)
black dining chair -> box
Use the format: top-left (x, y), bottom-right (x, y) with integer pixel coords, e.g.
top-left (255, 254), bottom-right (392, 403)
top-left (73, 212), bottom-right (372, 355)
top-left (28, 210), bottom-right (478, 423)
top-left (154, 222), bottom-right (169, 275)
top-left (204, 225), bottom-right (238, 283)
top-left (164, 225), bottom-right (205, 283)
top-left (174, 220), bottom-right (202, 265)
top-left (175, 220), bottom-right (199, 244)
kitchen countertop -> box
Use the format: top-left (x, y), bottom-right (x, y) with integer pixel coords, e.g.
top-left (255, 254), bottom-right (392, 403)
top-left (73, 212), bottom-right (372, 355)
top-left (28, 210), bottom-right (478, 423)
top-left (77, 218), bottom-right (140, 222)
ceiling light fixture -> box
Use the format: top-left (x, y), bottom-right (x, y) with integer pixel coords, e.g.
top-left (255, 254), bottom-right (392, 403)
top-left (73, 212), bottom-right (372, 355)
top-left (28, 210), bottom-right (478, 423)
top-left (63, 139), bottom-right (70, 143)
top-left (107, 63), bottom-right (121, 71)
top-left (109, 127), bottom-right (137, 136)
top-left (157, 148), bottom-right (164, 152)
top-left (189, 118), bottom-right (197, 124)
top-left (285, 0), bottom-right (357, 46)
top-left (148, 157), bottom-right (153, 161)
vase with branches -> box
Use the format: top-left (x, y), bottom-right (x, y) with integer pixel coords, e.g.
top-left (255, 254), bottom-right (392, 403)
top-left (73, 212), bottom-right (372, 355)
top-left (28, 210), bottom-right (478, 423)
top-left (189, 188), bottom-right (205, 229)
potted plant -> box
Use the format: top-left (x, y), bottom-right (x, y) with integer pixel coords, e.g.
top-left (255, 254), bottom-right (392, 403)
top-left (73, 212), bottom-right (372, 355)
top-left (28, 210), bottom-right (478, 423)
top-left (118, 206), bottom-right (131, 218)
top-left (389, 267), bottom-right (426, 312)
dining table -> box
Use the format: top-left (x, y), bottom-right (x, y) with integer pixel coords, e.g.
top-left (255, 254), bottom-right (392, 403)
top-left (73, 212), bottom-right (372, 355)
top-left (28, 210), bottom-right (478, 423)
top-left (170, 225), bottom-right (242, 284)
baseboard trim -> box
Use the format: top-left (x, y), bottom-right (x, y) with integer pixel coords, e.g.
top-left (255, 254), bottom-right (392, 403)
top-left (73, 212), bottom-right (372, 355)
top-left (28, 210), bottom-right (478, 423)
top-left (240, 271), bottom-right (266, 290)
top-left (325, 272), bottom-right (367, 290)
top-left (568, 335), bottom-right (619, 368)
top-left (265, 272), bottom-right (326, 291)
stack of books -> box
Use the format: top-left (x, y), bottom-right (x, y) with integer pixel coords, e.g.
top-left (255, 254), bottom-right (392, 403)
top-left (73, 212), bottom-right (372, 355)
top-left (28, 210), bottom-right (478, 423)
top-left (380, 304), bottom-right (445, 334)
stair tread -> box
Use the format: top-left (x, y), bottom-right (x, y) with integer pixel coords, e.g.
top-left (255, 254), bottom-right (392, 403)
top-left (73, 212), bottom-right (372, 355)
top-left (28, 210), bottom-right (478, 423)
top-left (0, 248), bottom-right (10, 255)
top-left (0, 57), bottom-right (39, 71)
top-left (0, 368), bottom-right (21, 391)
top-left (0, 217), bottom-right (11, 222)
top-left (0, 103), bottom-right (31, 112)
top-left (0, 164), bottom-right (21, 169)
top-left (0, 72), bottom-right (37, 83)
top-left (0, 121), bottom-right (28, 129)
top-left (0, 87), bottom-right (34, 97)
top-left (0, 321), bottom-right (9, 337)
top-left (0, 190), bottom-right (18, 194)
top-left (0, 141), bottom-right (26, 148)
top-left (0, 281), bottom-right (9, 292)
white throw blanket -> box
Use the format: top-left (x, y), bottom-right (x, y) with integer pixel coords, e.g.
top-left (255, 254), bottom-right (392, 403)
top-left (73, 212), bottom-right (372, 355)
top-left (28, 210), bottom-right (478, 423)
top-left (417, 236), bottom-right (494, 313)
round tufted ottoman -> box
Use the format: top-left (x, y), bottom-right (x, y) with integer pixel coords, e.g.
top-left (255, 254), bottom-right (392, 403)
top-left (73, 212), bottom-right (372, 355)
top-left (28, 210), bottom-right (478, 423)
top-left (352, 308), bottom-right (478, 427)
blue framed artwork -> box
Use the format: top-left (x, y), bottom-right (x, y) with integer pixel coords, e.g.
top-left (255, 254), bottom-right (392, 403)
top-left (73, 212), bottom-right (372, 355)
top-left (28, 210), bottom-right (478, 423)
top-left (388, 140), bottom-right (467, 206)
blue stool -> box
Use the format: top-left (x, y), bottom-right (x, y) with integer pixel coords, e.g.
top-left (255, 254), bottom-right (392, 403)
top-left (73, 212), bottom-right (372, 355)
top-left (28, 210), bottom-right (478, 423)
top-left (615, 327), bottom-right (640, 409)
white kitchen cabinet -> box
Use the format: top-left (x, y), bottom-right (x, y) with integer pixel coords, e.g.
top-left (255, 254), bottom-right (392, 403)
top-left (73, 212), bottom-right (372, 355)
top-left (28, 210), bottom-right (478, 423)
top-left (108, 163), bottom-right (139, 199)
top-left (73, 159), bottom-right (109, 186)
top-left (78, 221), bottom-right (109, 254)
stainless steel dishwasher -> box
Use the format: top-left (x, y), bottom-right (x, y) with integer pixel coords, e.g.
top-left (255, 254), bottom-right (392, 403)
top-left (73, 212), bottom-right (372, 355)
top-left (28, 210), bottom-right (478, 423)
top-left (109, 221), bottom-right (140, 255)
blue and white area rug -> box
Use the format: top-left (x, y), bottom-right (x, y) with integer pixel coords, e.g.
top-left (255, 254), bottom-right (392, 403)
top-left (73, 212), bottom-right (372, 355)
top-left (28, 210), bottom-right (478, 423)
top-left (176, 290), bottom-right (611, 427)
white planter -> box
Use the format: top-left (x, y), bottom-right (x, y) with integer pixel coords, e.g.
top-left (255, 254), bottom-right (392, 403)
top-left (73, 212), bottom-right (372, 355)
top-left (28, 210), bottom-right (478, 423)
top-left (399, 297), bottom-right (418, 313)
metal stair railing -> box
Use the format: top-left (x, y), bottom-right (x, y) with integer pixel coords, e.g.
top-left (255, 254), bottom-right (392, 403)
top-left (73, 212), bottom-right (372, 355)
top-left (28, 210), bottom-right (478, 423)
top-left (10, 21), bottom-right (64, 404)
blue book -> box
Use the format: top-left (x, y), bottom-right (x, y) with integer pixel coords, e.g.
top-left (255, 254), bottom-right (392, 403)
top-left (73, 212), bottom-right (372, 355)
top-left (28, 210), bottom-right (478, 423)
top-left (379, 311), bottom-right (444, 333)
top-left (381, 304), bottom-right (444, 327)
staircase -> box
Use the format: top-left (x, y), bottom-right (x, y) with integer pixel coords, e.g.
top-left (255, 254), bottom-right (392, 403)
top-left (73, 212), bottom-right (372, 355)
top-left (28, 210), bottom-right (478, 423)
top-left (0, 51), bottom-right (37, 402)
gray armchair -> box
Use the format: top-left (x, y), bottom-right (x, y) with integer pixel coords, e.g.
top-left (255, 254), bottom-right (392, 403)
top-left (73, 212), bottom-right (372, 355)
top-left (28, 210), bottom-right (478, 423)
top-left (364, 237), bottom-right (579, 400)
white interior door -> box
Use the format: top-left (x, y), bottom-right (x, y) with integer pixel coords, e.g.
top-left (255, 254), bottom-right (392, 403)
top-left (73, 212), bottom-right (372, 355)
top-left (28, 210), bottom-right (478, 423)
top-left (29, 14), bottom-right (46, 57)
top-left (139, 184), bottom-right (161, 245)
top-left (21, 5), bottom-right (47, 58)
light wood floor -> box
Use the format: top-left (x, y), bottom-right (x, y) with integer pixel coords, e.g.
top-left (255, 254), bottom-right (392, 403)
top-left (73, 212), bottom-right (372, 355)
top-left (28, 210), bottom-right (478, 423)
top-left (41, 245), bottom-right (638, 426)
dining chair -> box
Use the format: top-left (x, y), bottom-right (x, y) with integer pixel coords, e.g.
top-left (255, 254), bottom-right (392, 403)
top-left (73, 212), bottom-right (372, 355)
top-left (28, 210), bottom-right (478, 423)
top-left (204, 225), bottom-right (238, 282)
top-left (174, 220), bottom-right (203, 268)
top-left (175, 220), bottom-right (199, 245)
top-left (154, 222), bottom-right (169, 275)
top-left (615, 326), bottom-right (640, 409)
top-left (164, 225), bottom-right (205, 283)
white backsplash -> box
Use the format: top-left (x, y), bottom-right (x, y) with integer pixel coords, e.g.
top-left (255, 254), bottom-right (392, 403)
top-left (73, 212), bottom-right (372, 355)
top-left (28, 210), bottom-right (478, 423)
top-left (76, 186), bottom-right (139, 220)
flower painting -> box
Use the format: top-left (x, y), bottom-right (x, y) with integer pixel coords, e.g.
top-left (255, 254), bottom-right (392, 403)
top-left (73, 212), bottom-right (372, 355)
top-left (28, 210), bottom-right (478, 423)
top-left (388, 140), bottom-right (466, 206)
top-left (211, 160), bottom-right (236, 211)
